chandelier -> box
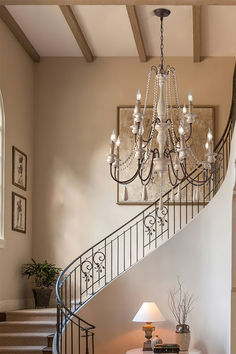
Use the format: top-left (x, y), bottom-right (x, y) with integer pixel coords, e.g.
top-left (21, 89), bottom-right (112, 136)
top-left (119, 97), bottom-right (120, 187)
top-left (107, 8), bottom-right (217, 205)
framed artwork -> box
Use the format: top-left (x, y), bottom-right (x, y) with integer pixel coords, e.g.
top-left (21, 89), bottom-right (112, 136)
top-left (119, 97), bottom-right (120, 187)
top-left (117, 105), bottom-right (215, 205)
top-left (12, 192), bottom-right (26, 233)
top-left (12, 146), bottom-right (27, 191)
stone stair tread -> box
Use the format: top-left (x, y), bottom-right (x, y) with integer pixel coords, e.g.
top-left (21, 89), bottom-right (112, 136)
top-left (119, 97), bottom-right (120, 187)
top-left (0, 321), bottom-right (56, 333)
top-left (6, 309), bottom-right (57, 322)
top-left (0, 331), bottom-right (54, 347)
top-left (0, 346), bottom-right (45, 353)
top-left (0, 321), bottom-right (56, 325)
top-left (0, 332), bottom-right (53, 337)
top-left (6, 309), bottom-right (56, 315)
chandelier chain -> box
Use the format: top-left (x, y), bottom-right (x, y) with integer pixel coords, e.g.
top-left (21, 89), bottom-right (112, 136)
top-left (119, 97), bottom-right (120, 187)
top-left (160, 17), bottom-right (164, 72)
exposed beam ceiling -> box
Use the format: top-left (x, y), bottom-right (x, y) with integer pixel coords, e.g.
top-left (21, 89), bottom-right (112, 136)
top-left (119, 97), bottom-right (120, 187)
top-left (126, 5), bottom-right (147, 62)
top-left (59, 5), bottom-right (94, 62)
top-left (192, 5), bottom-right (201, 62)
top-left (0, 5), bottom-right (40, 62)
top-left (1, 1), bottom-right (236, 5)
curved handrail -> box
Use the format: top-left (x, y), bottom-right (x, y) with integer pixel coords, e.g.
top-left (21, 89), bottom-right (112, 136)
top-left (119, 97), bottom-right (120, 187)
top-left (55, 69), bottom-right (236, 354)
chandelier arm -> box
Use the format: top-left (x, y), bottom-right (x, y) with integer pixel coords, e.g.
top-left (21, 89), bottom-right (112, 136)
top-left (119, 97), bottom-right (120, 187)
top-left (181, 171), bottom-right (213, 187)
top-left (169, 154), bottom-right (214, 187)
top-left (180, 162), bottom-right (214, 186)
top-left (139, 153), bottom-right (155, 184)
top-left (169, 152), bottom-right (214, 188)
top-left (142, 119), bottom-right (158, 144)
top-left (141, 173), bottom-right (153, 186)
top-left (167, 164), bottom-right (178, 187)
top-left (169, 152), bottom-right (185, 182)
top-left (109, 163), bottom-right (141, 185)
top-left (185, 123), bottom-right (193, 142)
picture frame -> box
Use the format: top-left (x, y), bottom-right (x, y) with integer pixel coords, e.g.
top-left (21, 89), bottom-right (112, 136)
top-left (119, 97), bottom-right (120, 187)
top-left (116, 105), bottom-right (215, 205)
top-left (12, 192), bottom-right (26, 234)
top-left (12, 146), bottom-right (27, 191)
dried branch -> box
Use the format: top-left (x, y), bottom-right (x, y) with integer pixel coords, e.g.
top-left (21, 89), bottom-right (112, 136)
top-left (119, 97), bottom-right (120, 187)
top-left (168, 279), bottom-right (195, 325)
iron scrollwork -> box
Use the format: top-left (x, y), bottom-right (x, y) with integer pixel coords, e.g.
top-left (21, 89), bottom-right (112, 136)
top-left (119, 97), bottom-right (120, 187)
top-left (144, 213), bottom-right (156, 238)
top-left (93, 251), bottom-right (105, 275)
top-left (144, 203), bottom-right (168, 239)
top-left (81, 251), bottom-right (106, 291)
top-left (81, 260), bottom-right (93, 286)
top-left (156, 205), bottom-right (168, 226)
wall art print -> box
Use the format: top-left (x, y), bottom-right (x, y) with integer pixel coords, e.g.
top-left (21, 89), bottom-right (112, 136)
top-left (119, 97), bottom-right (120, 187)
top-left (12, 146), bottom-right (27, 191)
top-left (12, 192), bottom-right (26, 233)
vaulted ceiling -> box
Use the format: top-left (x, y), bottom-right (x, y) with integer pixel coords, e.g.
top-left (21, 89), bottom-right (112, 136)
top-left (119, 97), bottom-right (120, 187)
top-left (1, 3), bottom-right (236, 63)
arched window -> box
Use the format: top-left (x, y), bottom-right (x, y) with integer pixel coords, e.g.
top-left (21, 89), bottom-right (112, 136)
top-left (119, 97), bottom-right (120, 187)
top-left (0, 92), bottom-right (5, 243)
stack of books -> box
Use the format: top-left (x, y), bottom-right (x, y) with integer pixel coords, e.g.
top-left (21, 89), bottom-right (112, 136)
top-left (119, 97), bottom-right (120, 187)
top-left (153, 344), bottom-right (180, 353)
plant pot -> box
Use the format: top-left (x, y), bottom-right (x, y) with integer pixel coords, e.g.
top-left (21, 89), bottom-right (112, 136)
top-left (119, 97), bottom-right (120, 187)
top-left (32, 288), bottom-right (52, 309)
top-left (175, 324), bottom-right (190, 351)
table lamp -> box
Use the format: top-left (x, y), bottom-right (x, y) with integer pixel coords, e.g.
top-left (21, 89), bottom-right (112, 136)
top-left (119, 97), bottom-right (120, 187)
top-left (132, 302), bottom-right (165, 351)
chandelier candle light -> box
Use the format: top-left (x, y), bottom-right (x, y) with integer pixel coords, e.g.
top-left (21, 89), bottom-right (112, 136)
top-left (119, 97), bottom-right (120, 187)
top-left (107, 8), bottom-right (217, 212)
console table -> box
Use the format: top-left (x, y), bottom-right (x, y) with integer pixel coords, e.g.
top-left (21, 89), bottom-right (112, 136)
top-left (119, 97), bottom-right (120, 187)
top-left (126, 349), bottom-right (201, 354)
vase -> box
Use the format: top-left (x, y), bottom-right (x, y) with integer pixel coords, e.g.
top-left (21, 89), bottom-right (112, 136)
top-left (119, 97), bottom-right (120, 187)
top-left (175, 324), bottom-right (191, 351)
top-left (32, 288), bottom-right (52, 308)
top-left (151, 335), bottom-right (163, 350)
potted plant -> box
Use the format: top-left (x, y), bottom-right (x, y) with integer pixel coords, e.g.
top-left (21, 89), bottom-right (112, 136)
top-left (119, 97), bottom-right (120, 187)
top-left (168, 279), bottom-right (195, 351)
top-left (23, 258), bottom-right (61, 308)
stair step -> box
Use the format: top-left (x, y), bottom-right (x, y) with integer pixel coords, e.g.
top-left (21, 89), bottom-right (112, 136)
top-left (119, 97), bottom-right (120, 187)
top-left (6, 309), bottom-right (56, 322)
top-left (0, 346), bottom-right (45, 353)
top-left (0, 322), bottom-right (56, 333)
top-left (42, 347), bottom-right (52, 353)
top-left (0, 333), bottom-right (53, 346)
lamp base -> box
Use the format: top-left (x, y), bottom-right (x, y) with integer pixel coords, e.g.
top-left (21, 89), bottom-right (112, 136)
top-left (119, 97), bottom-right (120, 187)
top-left (142, 323), bottom-right (155, 351)
top-left (143, 340), bottom-right (153, 351)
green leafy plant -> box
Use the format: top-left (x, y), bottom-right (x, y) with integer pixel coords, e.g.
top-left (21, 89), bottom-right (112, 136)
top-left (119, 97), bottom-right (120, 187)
top-left (22, 259), bottom-right (61, 288)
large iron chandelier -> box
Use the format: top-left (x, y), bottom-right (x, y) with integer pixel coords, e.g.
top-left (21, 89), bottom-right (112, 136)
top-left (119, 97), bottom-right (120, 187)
top-left (107, 8), bottom-right (217, 204)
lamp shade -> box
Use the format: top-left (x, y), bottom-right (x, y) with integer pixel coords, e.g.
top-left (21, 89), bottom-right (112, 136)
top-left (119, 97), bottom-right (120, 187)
top-left (132, 302), bottom-right (165, 323)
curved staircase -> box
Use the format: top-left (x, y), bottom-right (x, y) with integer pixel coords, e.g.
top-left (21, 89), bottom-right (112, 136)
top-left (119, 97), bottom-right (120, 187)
top-left (55, 70), bottom-right (236, 354)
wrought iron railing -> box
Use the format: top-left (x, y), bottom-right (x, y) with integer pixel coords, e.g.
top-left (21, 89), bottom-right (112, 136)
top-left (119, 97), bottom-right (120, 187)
top-left (55, 71), bottom-right (236, 354)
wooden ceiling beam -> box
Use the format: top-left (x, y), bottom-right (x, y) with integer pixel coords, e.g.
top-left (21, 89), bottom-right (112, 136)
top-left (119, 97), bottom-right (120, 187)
top-left (192, 5), bottom-right (201, 62)
top-left (1, 1), bottom-right (236, 5)
top-left (59, 5), bottom-right (94, 63)
top-left (0, 5), bottom-right (40, 62)
top-left (126, 5), bottom-right (147, 62)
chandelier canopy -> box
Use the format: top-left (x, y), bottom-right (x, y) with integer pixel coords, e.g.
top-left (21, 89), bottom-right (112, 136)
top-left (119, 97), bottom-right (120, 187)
top-left (107, 8), bottom-right (217, 204)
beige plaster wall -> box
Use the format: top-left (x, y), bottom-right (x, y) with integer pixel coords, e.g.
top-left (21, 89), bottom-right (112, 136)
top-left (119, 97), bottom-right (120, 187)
top-left (33, 56), bottom-right (235, 270)
top-left (0, 19), bottom-right (34, 311)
